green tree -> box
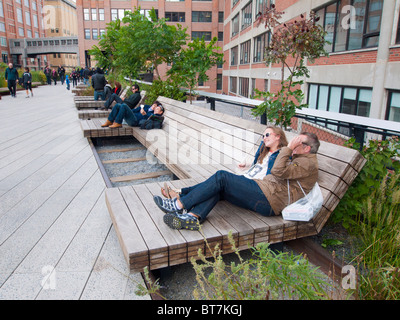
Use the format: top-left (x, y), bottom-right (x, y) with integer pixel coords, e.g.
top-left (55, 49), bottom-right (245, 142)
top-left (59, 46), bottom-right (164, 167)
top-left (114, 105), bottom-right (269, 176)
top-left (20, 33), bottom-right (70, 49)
top-left (252, 6), bottom-right (329, 128)
top-left (90, 8), bottom-right (188, 81)
top-left (168, 36), bottom-right (224, 102)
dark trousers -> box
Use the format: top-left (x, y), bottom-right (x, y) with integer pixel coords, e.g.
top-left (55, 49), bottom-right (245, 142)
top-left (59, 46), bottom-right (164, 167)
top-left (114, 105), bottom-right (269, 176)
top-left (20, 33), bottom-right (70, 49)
top-left (179, 170), bottom-right (274, 221)
top-left (7, 80), bottom-right (17, 97)
top-left (107, 103), bottom-right (139, 126)
top-left (104, 93), bottom-right (123, 109)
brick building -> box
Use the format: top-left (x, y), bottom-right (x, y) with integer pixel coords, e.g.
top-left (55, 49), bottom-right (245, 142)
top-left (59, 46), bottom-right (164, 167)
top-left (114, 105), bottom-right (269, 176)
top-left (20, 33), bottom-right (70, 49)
top-left (0, 0), bottom-right (47, 69)
top-left (44, 0), bottom-right (78, 69)
top-left (224, 0), bottom-right (400, 124)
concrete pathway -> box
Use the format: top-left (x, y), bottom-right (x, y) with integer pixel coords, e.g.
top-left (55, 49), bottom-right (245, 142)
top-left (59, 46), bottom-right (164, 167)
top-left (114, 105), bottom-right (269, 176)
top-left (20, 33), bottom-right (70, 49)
top-left (0, 84), bottom-right (150, 300)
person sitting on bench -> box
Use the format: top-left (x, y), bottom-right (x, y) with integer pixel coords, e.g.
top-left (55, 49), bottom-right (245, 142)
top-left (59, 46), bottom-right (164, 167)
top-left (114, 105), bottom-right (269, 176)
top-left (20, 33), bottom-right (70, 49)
top-left (154, 132), bottom-right (320, 231)
top-left (101, 100), bottom-right (164, 129)
top-left (102, 84), bottom-right (141, 110)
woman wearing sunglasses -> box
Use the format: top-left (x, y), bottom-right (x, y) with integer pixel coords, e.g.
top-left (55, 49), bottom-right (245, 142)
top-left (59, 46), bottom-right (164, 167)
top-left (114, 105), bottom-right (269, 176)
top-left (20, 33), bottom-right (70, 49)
top-left (155, 126), bottom-right (292, 231)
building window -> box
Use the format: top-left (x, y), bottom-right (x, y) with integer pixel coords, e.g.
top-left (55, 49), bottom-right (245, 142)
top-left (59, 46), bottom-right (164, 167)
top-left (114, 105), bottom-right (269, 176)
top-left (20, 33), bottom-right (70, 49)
top-left (218, 12), bottom-right (224, 23)
top-left (240, 40), bottom-right (251, 64)
top-left (217, 74), bottom-right (222, 90)
top-left (111, 9), bottom-right (118, 21)
top-left (255, 0), bottom-right (275, 18)
top-left (84, 29), bottom-right (90, 39)
top-left (24, 0), bottom-right (29, 8)
top-left (0, 22), bottom-right (5, 32)
top-left (315, 0), bottom-right (383, 53)
top-left (396, 10), bottom-right (400, 44)
top-left (33, 14), bottom-right (38, 28)
top-left (239, 77), bottom-right (249, 97)
top-left (91, 8), bottom-right (97, 21)
top-left (230, 76), bottom-right (237, 93)
top-left (25, 11), bottom-right (31, 25)
top-left (165, 12), bottom-right (185, 22)
top-left (0, 1), bottom-right (3, 18)
top-left (99, 8), bottom-right (105, 21)
top-left (231, 14), bottom-right (239, 37)
top-left (192, 11), bottom-right (212, 22)
top-left (83, 8), bottom-right (90, 21)
top-left (253, 32), bottom-right (269, 63)
top-left (92, 29), bottom-right (98, 40)
top-left (140, 9), bottom-right (156, 20)
top-left (17, 8), bottom-right (23, 23)
top-left (230, 45), bottom-right (238, 65)
top-left (100, 29), bottom-right (105, 38)
top-left (308, 83), bottom-right (372, 134)
top-left (191, 31), bottom-right (212, 41)
top-left (18, 27), bottom-right (24, 37)
top-left (0, 37), bottom-right (7, 47)
top-left (232, 0), bottom-right (239, 7)
top-left (218, 31), bottom-right (223, 41)
top-left (386, 91), bottom-right (400, 122)
top-left (241, 1), bottom-right (252, 30)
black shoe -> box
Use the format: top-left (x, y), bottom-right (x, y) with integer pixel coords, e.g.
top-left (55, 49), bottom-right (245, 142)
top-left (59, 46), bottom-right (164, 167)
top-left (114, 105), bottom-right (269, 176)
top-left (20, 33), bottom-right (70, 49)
top-left (153, 196), bottom-right (183, 214)
top-left (163, 212), bottom-right (200, 231)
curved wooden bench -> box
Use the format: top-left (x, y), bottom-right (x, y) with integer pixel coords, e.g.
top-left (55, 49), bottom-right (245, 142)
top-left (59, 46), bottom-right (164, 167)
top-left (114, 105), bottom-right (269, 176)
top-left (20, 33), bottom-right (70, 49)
top-left (80, 96), bottom-right (366, 272)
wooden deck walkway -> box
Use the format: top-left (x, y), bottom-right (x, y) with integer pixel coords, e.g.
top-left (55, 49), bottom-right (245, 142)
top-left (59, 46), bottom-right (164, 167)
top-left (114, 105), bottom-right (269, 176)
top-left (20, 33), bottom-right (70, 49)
top-left (0, 84), bottom-right (149, 300)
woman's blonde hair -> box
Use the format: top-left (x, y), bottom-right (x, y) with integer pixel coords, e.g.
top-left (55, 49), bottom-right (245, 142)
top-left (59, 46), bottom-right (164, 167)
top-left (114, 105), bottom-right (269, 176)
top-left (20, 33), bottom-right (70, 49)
top-left (257, 126), bottom-right (288, 163)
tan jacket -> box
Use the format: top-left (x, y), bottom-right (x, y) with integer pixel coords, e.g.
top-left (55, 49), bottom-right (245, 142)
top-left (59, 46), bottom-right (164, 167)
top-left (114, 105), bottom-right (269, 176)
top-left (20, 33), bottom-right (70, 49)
top-left (255, 147), bottom-right (318, 216)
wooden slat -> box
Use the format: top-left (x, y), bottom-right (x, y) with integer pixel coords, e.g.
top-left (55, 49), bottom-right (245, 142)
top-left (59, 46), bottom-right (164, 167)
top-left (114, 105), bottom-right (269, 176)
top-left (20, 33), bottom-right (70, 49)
top-left (110, 170), bottom-right (171, 183)
top-left (102, 157), bottom-right (147, 164)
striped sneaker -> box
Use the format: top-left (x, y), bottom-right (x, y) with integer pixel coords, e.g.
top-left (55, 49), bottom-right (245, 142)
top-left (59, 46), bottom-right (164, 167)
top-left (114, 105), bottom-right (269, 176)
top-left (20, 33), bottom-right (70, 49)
top-left (153, 196), bottom-right (183, 214)
top-left (163, 212), bottom-right (200, 231)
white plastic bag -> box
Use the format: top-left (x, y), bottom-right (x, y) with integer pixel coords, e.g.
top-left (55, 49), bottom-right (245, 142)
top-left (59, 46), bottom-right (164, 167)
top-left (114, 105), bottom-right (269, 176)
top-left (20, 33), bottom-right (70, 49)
top-left (282, 182), bottom-right (323, 222)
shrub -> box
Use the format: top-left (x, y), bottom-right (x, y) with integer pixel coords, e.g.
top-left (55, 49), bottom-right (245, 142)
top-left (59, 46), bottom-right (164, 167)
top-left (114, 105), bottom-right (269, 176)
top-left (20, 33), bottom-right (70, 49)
top-left (353, 173), bottom-right (400, 299)
top-left (332, 136), bottom-right (400, 229)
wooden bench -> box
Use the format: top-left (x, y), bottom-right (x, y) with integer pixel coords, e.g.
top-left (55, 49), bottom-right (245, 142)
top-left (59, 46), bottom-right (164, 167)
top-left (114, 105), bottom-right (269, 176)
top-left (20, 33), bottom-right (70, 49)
top-left (75, 86), bottom-right (131, 110)
top-left (81, 96), bottom-right (366, 272)
top-left (78, 90), bottom-right (147, 120)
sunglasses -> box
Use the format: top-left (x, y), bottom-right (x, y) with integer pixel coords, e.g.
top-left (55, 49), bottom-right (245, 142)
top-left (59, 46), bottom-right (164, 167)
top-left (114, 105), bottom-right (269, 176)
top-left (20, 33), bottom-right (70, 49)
top-left (263, 132), bottom-right (275, 138)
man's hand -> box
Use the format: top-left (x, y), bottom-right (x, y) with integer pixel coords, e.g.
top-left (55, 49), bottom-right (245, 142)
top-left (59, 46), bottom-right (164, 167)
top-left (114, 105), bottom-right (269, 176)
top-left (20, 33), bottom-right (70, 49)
top-left (288, 136), bottom-right (303, 150)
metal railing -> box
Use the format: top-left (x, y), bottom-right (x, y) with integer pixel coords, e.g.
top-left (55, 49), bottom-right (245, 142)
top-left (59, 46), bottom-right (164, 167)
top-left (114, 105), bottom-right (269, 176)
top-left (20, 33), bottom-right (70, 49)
top-left (129, 78), bottom-right (400, 148)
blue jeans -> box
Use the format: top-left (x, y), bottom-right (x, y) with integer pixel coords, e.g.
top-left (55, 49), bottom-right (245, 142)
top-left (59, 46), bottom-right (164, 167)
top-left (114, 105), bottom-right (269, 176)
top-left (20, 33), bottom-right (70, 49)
top-left (179, 170), bottom-right (274, 221)
top-left (104, 93), bottom-right (123, 109)
top-left (107, 103), bottom-right (139, 126)
top-left (94, 90), bottom-right (105, 101)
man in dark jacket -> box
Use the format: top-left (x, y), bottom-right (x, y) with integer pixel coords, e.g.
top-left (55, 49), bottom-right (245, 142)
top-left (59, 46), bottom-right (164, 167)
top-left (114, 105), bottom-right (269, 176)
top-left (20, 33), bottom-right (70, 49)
top-left (91, 67), bottom-right (106, 100)
top-left (58, 65), bottom-right (66, 85)
top-left (102, 84), bottom-right (141, 110)
top-left (5, 63), bottom-right (19, 98)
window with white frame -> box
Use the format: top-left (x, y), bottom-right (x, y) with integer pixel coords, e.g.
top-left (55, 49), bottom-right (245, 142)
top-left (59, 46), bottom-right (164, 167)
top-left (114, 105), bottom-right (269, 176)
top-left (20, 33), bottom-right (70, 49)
top-left (315, 0), bottom-right (383, 53)
top-left (253, 32), bottom-right (269, 62)
top-left (91, 8), bottom-right (97, 21)
top-left (83, 8), bottom-right (90, 21)
top-left (99, 8), bottom-right (104, 21)
top-left (240, 40), bottom-right (251, 64)
top-left (241, 1), bottom-right (252, 30)
top-left (231, 14), bottom-right (239, 37)
top-left (387, 91), bottom-right (400, 122)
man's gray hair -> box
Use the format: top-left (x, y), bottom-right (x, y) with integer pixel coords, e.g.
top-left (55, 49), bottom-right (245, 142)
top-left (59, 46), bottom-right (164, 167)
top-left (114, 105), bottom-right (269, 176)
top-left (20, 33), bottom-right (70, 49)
top-left (301, 132), bottom-right (320, 154)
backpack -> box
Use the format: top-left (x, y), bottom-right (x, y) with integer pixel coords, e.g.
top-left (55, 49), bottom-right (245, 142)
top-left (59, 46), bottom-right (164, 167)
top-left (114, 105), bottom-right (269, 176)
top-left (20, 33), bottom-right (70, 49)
top-left (139, 115), bottom-right (164, 130)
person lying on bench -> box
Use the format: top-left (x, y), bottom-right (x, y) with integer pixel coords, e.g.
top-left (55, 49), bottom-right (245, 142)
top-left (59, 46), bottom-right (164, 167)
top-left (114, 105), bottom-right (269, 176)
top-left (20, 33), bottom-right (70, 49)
top-left (101, 100), bottom-right (165, 128)
top-left (102, 84), bottom-right (141, 110)
top-left (154, 131), bottom-right (320, 231)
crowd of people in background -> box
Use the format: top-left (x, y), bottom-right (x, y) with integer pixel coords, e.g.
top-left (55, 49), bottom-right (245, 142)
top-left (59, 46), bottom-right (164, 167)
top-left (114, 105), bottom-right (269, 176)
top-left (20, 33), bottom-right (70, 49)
top-left (4, 63), bottom-right (111, 98)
